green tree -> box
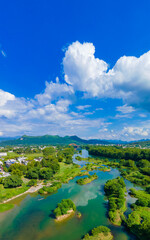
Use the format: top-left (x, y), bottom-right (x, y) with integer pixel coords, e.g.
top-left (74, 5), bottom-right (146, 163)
top-left (39, 168), bottom-right (53, 179)
top-left (26, 168), bottom-right (39, 179)
top-left (3, 175), bottom-right (23, 188)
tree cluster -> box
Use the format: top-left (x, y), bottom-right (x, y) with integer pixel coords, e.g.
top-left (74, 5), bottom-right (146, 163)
top-left (104, 177), bottom-right (126, 224)
top-left (53, 199), bottom-right (76, 217)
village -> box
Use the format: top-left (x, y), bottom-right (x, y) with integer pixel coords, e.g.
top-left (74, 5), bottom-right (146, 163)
top-left (0, 146), bottom-right (45, 178)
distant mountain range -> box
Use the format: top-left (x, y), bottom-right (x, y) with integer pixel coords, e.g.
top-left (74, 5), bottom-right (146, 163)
top-left (0, 135), bottom-right (150, 146)
top-left (0, 137), bottom-right (19, 143)
top-left (126, 139), bottom-right (150, 148)
top-left (0, 135), bottom-right (123, 146)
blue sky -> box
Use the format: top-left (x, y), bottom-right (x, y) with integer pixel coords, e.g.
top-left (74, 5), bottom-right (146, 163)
top-left (0, 0), bottom-right (150, 140)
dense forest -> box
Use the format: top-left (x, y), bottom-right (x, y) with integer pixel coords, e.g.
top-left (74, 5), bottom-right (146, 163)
top-left (88, 145), bottom-right (150, 161)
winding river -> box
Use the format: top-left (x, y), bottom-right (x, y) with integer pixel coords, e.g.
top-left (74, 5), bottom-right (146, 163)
top-left (0, 149), bottom-right (141, 240)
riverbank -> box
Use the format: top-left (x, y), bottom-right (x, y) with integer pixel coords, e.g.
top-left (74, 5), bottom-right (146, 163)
top-left (0, 149), bottom-right (140, 240)
top-left (55, 209), bottom-right (75, 222)
top-left (2, 183), bottom-right (45, 203)
top-left (82, 225), bottom-right (113, 240)
top-left (76, 173), bottom-right (98, 185)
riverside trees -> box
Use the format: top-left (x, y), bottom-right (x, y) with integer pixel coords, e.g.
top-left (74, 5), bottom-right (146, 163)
top-left (104, 177), bottom-right (126, 225)
top-left (82, 226), bottom-right (113, 240)
top-left (53, 199), bottom-right (76, 218)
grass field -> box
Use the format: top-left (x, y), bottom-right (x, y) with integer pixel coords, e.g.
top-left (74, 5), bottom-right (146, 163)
top-left (0, 203), bottom-right (14, 212)
top-left (54, 162), bottom-right (82, 183)
top-left (0, 183), bottom-right (29, 202)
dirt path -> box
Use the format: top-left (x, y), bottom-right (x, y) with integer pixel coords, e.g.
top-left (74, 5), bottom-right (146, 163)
top-left (2, 183), bottom-right (51, 204)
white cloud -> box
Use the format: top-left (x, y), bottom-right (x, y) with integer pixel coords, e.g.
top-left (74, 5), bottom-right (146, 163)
top-left (1, 41), bottom-right (150, 139)
top-left (0, 89), bottom-right (15, 107)
top-left (63, 41), bottom-right (109, 97)
top-left (0, 96), bottom-right (33, 119)
top-left (116, 104), bottom-right (135, 114)
top-left (115, 114), bottom-right (132, 119)
top-left (91, 126), bottom-right (150, 141)
top-left (123, 127), bottom-right (149, 137)
top-left (96, 108), bottom-right (103, 111)
top-left (63, 41), bottom-right (150, 111)
top-left (139, 114), bottom-right (147, 118)
top-left (76, 105), bottom-right (91, 110)
top-left (35, 81), bottom-right (74, 105)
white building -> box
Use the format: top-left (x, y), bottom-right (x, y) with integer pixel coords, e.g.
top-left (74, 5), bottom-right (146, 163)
top-left (0, 160), bottom-right (3, 165)
top-left (0, 152), bottom-right (7, 157)
top-left (0, 172), bottom-right (10, 178)
top-left (5, 159), bottom-right (17, 167)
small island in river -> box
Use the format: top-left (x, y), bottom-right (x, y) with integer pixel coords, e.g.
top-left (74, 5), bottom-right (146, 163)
top-left (76, 173), bottom-right (98, 185)
top-left (53, 199), bottom-right (76, 222)
top-left (82, 225), bottom-right (113, 240)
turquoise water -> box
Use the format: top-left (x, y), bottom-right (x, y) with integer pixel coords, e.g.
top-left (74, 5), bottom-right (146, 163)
top-left (0, 150), bottom-right (138, 240)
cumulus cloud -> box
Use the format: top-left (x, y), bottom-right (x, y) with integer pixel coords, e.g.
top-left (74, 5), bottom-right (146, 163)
top-left (116, 104), bottom-right (135, 114)
top-left (96, 108), bottom-right (103, 111)
top-left (92, 126), bottom-right (150, 141)
top-left (35, 81), bottom-right (74, 105)
top-left (0, 89), bottom-right (15, 107)
top-left (76, 105), bottom-right (91, 110)
top-left (123, 127), bottom-right (149, 137)
top-left (139, 114), bottom-right (147, 118)
top-left (1, 41), bottom-right (150, 139)
top-left (0, 95), bottom-right (33, 119)
top-left (63, 41), bottom-right (109, 97)
top-left (63, 41), bottom-right (150, 111)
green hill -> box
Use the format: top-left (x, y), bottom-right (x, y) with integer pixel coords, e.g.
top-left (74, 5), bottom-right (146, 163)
top-left (127, 140), bottom-right (150, 148)
top-left (0, 135), bottom-right (109, 146)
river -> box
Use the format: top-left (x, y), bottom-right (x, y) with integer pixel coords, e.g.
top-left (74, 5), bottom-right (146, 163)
top-left (0, 149), bottom-right (140, 240)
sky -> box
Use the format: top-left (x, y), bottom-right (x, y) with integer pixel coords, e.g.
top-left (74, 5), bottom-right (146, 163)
top-left (0, 0), bottom-right (150, 140)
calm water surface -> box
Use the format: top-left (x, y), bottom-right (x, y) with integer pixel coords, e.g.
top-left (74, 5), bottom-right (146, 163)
top-left (0, 150), bottom-right (138, 240)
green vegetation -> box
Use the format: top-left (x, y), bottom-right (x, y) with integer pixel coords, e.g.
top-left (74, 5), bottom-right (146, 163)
top-left (76, 173), bottom-right (98, 185)
top-left (0, 203), bottom-right (14, 212)
top-left (77, 211), bottom-right (82, 218)
top-left (82, 163), bottom-right (99, 171)
top-left (126, 206), bottom-right (150, 240)
top-left (87, 145), bottom-right (150, 187)
top-left (54, 162), bottom-right (82, 183)
top-left (88, 145), bottom-right (150, 161)
top-left (81, 161), bottom-right (111, 172)
top-left (0, 146), bottom-right (78, 207)
top-left (38, 182), bottom-right (62, 194)
top-left (99, 166), bottom-right (111, 172)
top-left (27, 179), bottom-right (37, 187)
top-left (129, 188), bottom-right (150, 207)
top-left (0, 135), bottom-right (109, 146)
top-left (75, 156), bottom-right (83, 161)
top-left (104, 177), bottom-right (126, 225)
top-left (0, 145), bottom-right (80, 215)
top-left (2, 175), bottom-right (23, 188)
top-left (9, 163), bottom-right (27, 176)
top-left (82, 226), bottom-right (113, 240)
top-left (53, 199), bottom-right (76, 218)
top-left (0, 183), bottom-right (29, 202)
top-left (127, 140), bottom-right (150, 148)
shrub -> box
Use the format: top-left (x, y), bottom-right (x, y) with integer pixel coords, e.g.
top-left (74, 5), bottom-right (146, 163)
top-left (39, 168), bottom-right (53, 180)
top-left (53, 199), bottom-right (76, 217)
top-left (3, 175), bottom-right (23, 188)
top-left (26, 168), bottom-right (39, 179)
top-left (27, 179), bottom-right (37, 187)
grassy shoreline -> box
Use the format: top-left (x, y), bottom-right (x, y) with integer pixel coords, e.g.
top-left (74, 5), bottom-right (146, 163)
top-left (76, 173), bottom-right (98, 185)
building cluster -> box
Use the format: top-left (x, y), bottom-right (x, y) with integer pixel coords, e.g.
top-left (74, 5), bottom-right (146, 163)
top-left (4, 157), bottom-right (28, 168)
top-left (34, 157), bottom-right (43, 162)
top-left (0, 152), bottom-right (29, 178)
